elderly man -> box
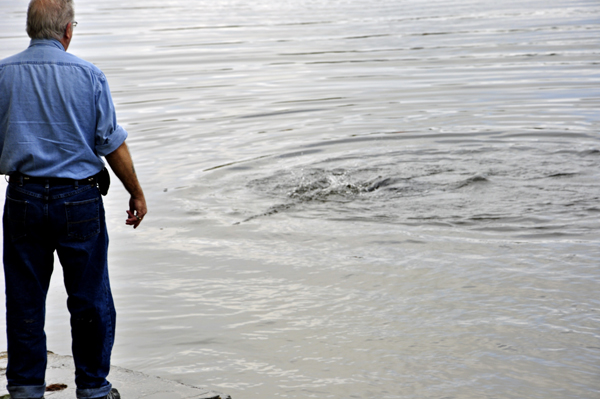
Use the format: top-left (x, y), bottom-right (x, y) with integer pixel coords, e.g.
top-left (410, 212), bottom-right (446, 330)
top-left (0, 0), bottom-right (147, 398)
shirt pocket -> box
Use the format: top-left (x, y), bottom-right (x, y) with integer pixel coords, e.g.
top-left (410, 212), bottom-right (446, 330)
top-left (65, 197), bottom-right (100, 240)
top-left (5, 196), bottom-right (28, 242)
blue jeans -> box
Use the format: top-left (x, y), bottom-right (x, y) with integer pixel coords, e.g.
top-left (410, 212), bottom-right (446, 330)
top-left (3, 181), bottom-right (115, 399)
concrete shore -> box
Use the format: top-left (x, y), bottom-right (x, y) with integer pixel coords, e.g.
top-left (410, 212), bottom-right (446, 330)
top-left (0, 352), bottom-right (231, 399)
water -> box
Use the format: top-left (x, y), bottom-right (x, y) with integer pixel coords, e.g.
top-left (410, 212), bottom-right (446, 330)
top-left (1, 0), bottom-right (600, 398)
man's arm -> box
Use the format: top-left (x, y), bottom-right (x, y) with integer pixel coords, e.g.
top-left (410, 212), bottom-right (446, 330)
top-left (105, 141), bottom-right (147, 229)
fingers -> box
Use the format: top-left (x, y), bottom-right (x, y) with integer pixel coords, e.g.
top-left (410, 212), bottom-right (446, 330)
top-left (126, 196), bottom-right (147, 229)
top-left (126, 209), bottom-right (145, 229)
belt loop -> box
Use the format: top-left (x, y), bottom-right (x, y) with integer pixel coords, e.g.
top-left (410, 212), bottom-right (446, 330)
top-left (18, 175), bottom-right (23, 187)
top-left (44, 178), bottom-right (49, 190)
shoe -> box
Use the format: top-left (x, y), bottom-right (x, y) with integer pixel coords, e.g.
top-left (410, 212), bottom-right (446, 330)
top-left (95, 388), bottom-right (120, 399)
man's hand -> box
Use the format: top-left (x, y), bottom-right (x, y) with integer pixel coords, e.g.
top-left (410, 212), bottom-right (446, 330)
top-left (105, 141), bottom-right (148, 229)
top-left (126, 196), bottom-right (147, 229)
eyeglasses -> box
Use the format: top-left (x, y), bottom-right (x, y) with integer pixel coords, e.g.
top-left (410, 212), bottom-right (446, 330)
top-left (65, 21), bottom-right (77, 32)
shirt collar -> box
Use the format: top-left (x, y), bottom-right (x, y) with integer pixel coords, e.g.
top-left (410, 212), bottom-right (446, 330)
top-left (29, 38), bottom-right (65, 52)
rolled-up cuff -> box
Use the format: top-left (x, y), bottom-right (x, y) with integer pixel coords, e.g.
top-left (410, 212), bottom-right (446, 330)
top-left (76, 382), bottom-right (112, 399)
top-left (96, 124), bottom-right (128, 157)
top-left (7, 383), bottom-right (46, 398)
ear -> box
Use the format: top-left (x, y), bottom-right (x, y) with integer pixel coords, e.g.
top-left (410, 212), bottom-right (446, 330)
top-left (61, 22), bottom-right (73, 51)
top-left (64, 22), bottom-right (73, 41)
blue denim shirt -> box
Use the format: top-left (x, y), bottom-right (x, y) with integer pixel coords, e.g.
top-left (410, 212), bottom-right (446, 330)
top-left (0, 39), bottom-right (127, 179)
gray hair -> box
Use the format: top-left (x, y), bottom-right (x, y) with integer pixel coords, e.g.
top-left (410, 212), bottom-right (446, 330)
top-left (27, 0), bottom-right (74, 40)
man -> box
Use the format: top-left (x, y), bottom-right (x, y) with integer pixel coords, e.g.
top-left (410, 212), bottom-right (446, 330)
top-left (0, 0), bottom-right (147, 398)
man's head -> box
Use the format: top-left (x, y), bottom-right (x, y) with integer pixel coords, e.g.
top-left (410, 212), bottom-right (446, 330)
top-left (27, 0), bottom-right (74, 42)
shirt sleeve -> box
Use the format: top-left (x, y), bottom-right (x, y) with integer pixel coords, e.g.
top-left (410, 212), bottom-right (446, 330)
top-left (94, 72), bottom-right (128, 157)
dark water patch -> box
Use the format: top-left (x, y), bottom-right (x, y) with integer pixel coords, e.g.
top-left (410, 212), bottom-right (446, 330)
top-left (547, 173), bottom-right (578, 178)
top-left (237, 203), bottom-right (297, 224)
top-left (580, 149), bottom-right (600, 156)
top-left (453, 175), bottom-right (489, 189)
top-left (277, 149), bottom-right (323, 159)
top-left (343, 34), bottom-right (393, 40)
top-left (229, 132), bottom-right (600, 237)
top-left (365, 177), bottom-right (407, 192)
top-left (244, 165), bottom-right (493, 222)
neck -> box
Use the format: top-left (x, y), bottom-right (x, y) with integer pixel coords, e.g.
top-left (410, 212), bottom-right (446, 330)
top-left (59, 37), bottom-right (70, 51)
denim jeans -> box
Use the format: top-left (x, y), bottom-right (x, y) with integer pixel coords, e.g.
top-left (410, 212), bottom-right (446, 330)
top-left (3, 181), bottom-right (115, 399)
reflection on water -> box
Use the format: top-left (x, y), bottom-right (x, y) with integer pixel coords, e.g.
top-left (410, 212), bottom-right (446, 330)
top-left (1, 0), bottom-right (599, 398)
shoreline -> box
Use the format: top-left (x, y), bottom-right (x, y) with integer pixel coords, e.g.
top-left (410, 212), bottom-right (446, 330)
top-left (0, 352), bottom-right (231, 399)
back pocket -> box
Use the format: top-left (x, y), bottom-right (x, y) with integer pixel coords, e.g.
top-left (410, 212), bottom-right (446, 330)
top-left (65, 197), bottom-right (100, 240)
top-left (5, 196), bottom-right (28, 241)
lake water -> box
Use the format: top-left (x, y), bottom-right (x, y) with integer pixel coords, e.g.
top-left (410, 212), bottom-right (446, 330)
top-left (1, 0), bottom-right (599, 398)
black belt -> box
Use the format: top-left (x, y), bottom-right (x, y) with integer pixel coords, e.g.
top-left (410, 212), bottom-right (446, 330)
top-left (8, 174), bottom-right (97, 186)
